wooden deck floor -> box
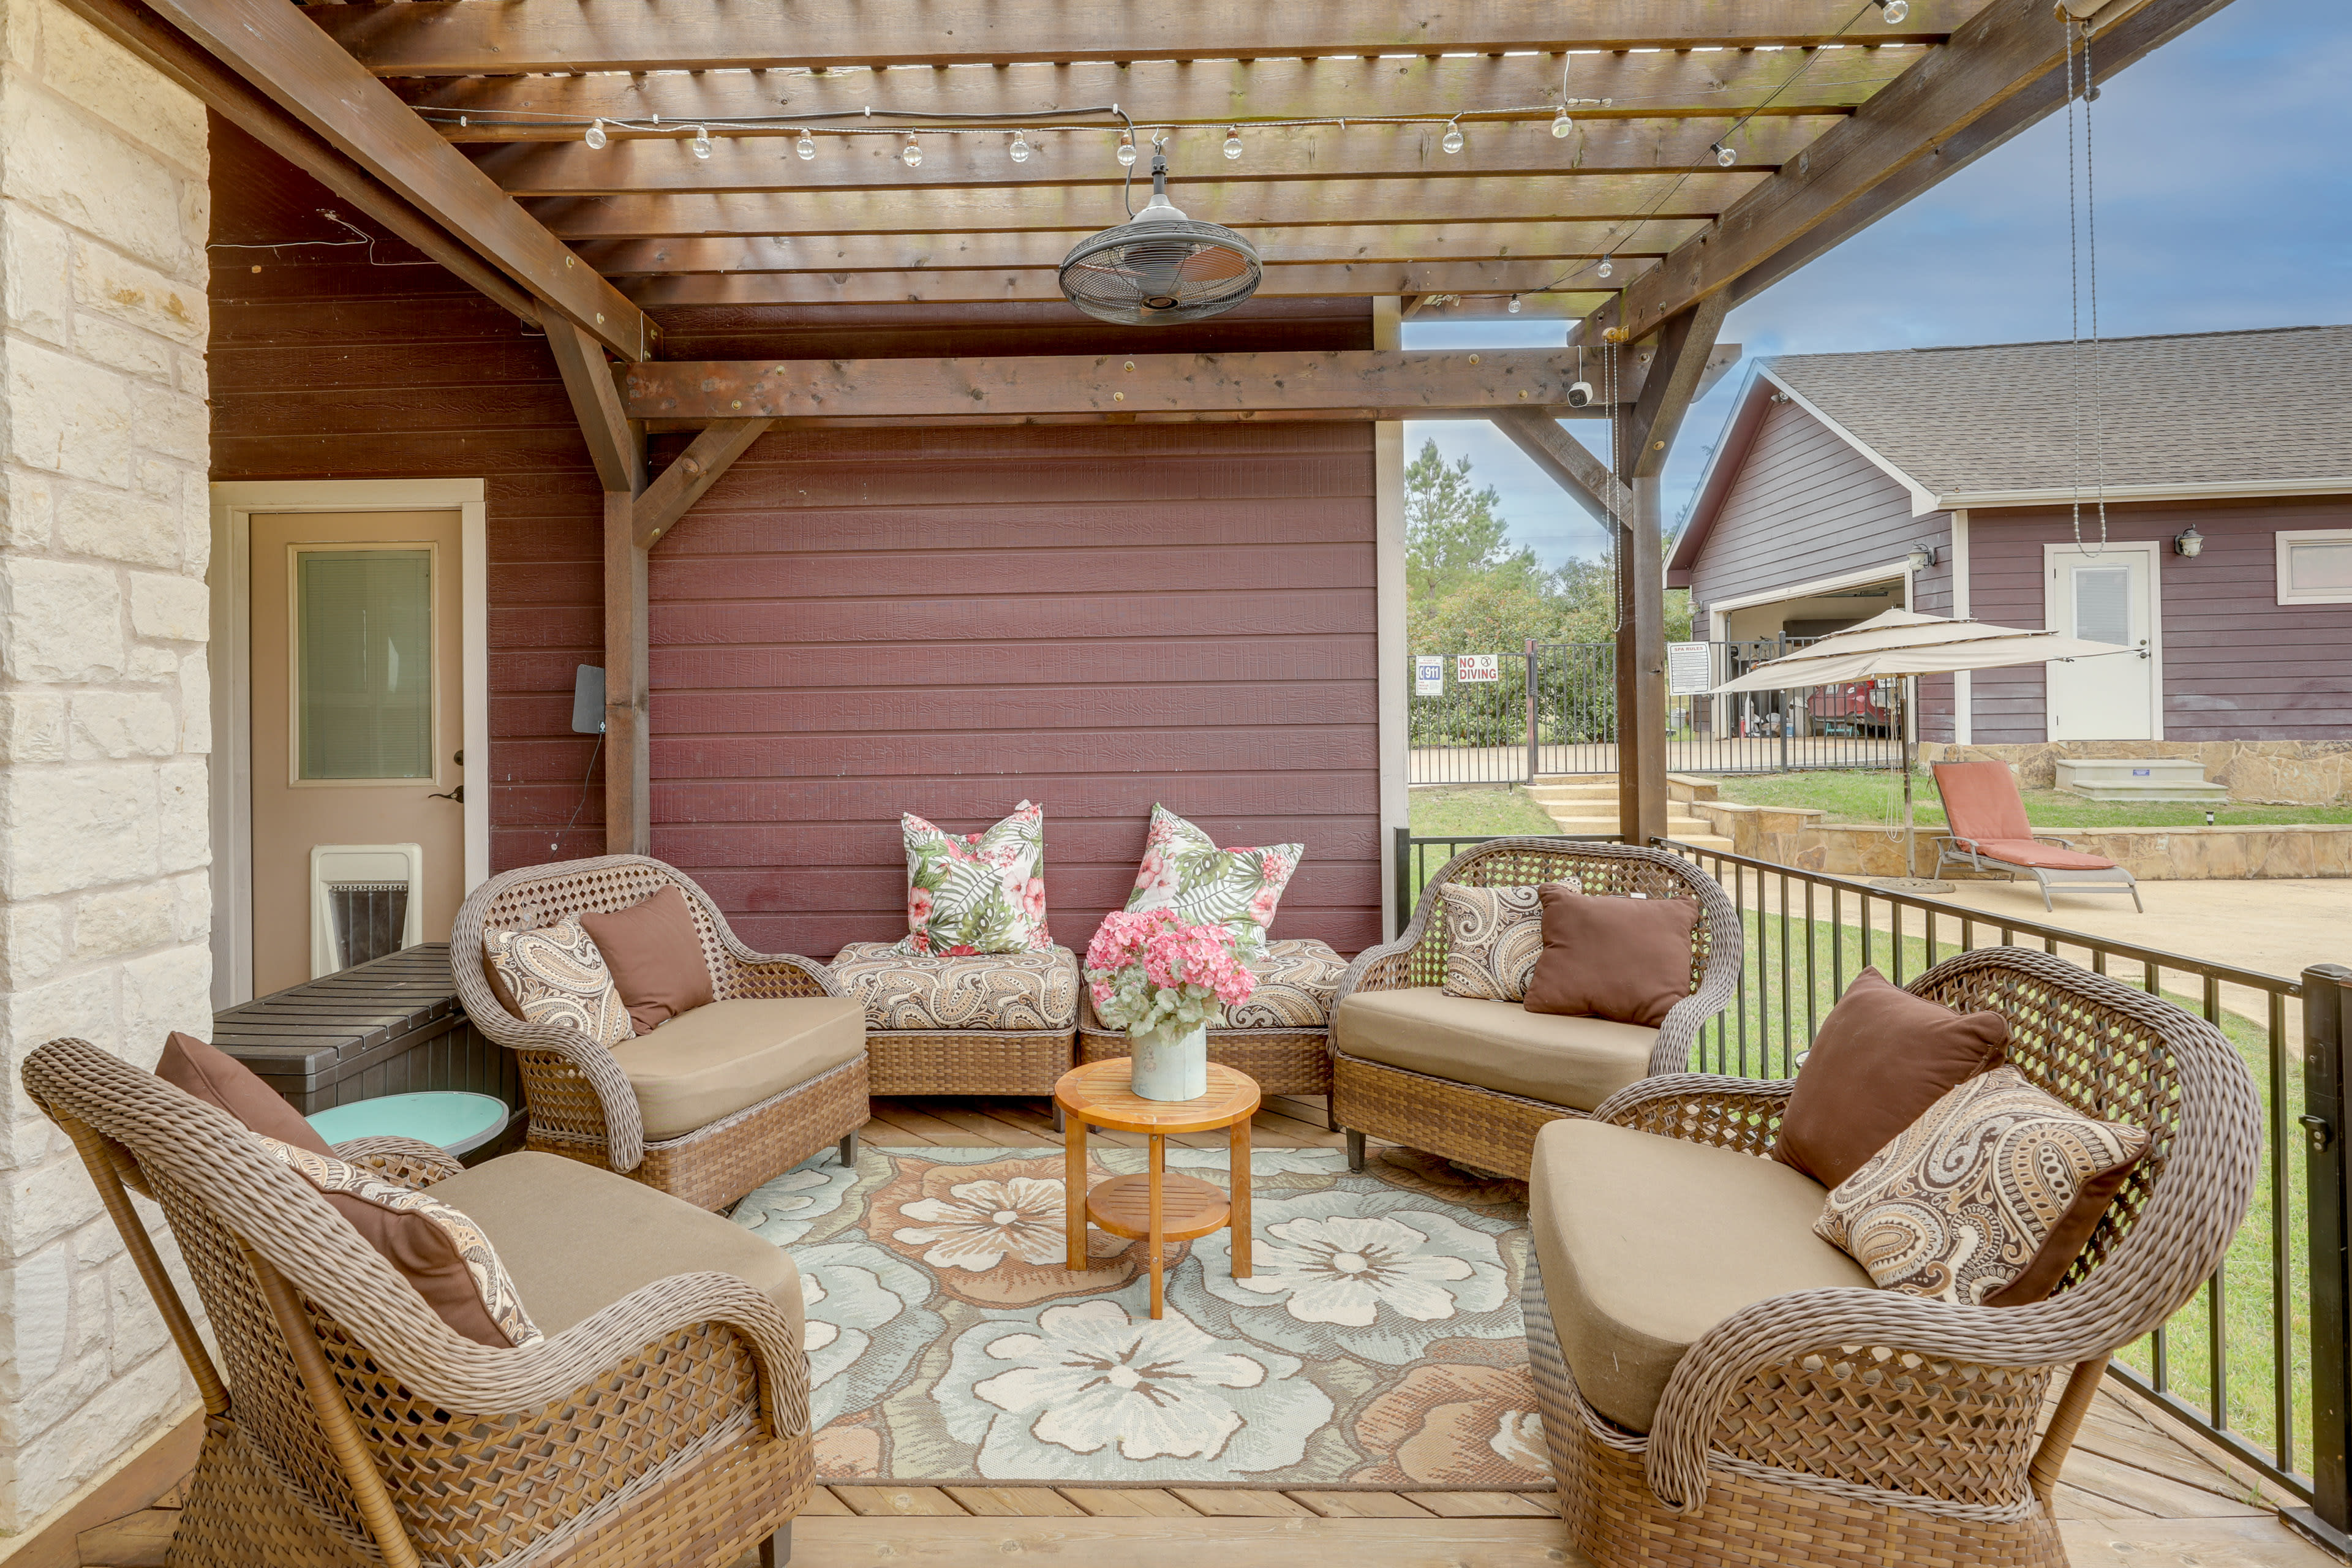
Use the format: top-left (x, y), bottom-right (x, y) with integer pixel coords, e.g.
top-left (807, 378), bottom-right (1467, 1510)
top-left (72, 1093), bottom-right (2342, 1568)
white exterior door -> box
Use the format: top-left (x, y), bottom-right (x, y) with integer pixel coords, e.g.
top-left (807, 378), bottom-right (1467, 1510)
top-left (2043, 542), bottom-right (2160, 740)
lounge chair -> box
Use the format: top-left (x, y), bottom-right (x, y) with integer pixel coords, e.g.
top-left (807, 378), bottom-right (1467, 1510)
top-left (1931, 760), bottom-right (2143, 911)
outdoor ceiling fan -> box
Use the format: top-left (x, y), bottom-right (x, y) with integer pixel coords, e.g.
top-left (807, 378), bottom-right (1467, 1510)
top-left (1058, 147), bottom-right (1263, 325)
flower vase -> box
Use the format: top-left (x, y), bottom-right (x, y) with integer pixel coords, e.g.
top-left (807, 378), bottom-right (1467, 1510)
top-left (1129, 1022), bottom-right (1209, 1101)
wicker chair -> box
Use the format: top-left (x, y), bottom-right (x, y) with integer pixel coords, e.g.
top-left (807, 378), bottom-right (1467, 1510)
top-left (21, 1037), bottom-right (810, 1568)
top-left (453, 854), bottom-right (868, 1211)
top-left (1330, 839), bottom-right (1741, 1177)
top-left (1527, 946), bottom-right (2262, 1568)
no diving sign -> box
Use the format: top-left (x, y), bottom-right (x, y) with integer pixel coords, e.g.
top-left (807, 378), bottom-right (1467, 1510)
top-left (1456, 654), bottom-right (1501, 684)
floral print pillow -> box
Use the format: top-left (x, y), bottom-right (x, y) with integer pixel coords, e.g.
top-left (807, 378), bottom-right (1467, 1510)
top-left (1124, 804), bottom-right (1302, 957)
top-left (897, 801), bottom-right (1053, 957)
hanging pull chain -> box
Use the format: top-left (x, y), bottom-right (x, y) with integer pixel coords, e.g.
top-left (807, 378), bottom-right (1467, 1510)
top-left (2065, 15), bottom-right (2108, 559)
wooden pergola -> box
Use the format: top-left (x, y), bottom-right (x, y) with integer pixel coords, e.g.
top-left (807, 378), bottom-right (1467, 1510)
top-left (79, 0), bottom-right (2227, 850)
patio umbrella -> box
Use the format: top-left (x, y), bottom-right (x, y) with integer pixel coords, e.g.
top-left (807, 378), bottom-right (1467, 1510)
top-left (1709, 608), bottom-right (2133, 891)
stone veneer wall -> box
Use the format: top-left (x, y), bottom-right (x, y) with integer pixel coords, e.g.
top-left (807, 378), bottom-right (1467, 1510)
top-left (0, 0), bottom-right (212, 1537)
top-left (1919, 740), bottom-right (2352, 807)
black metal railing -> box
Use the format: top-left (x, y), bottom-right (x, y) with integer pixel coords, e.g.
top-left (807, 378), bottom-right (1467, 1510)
top-left (1393, 827), bottom-right (2339, 1531)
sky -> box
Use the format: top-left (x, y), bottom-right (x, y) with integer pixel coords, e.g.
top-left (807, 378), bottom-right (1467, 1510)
top-left (1401, 0), bottom-right (2352, 569)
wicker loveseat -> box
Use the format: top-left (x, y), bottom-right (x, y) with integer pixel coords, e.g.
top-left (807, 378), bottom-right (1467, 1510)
top-left (23, 1037), bottom-right (812, 1568)
top-left (453, 854), bottom-right (869, 1211)
top-left (1525, 946), bottom-right (2261, 1568)
top-left (1330, 839), bottom-right (1741, 1177)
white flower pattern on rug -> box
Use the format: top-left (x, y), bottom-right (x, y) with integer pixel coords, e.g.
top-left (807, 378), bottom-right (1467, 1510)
top-left (892, 1175), bottom-right (1066, 1272)
top-left (734, 1158), bottom-right (862, 1246)
top-left (938, 1299), bottom-right (1333, 1480)
top-left (791, 1240), bottom-right (944, 1429)
top-left (1189, 1188), bottom-right (1516, 1365)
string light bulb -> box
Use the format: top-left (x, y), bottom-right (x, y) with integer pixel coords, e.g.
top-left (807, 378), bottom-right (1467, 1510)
top-left (1711, 141), bottom-right (1735, 167)
top-left (1550, 108), bottom-right (1574, 139)
top-left (1597, 255), bottom-right (1613, 279)
top-left (1009, 129), bottom-right (1031, 163)
top-left (794, 129), bottom-right (816, 160)
top-left (585, 118), bottom-right (608, 150)
top-left (1507, 294), bottom-right (1523, 314)
top-left (1116, 130), bottom-right (1137, 167)
top-left (901, 132), bottom-right (922, 168)
top-left (1875, 0), bottom-right (1910, 21)
top-left (692, 125), bottom-right (712, 159)
top-left (1223, 126), bottom-right (1244, 160)
top-left (1441, 119), bottom-right (1464, 155)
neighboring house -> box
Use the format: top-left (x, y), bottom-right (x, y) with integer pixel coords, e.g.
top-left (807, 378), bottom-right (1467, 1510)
top-left (1670, 325), bottom-right (2352, 753)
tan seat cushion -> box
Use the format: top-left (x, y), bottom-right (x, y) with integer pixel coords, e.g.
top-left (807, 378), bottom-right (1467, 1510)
top-left (608, 997), bottom-right (865, 1142)
top-left (1333, 987), bottom-right (1657, 1111)
top-left (831, 942), bottom-right (1079, 1032)
top-left (1528, 1118), bottom-right (1873, 1433)
top-left (432, 1152), bottom-right (801, 1343)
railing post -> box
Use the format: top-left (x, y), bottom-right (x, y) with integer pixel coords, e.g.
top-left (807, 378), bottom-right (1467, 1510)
top-left (1393, 826), bottom-right (1414, 935)
top-left (2302, 964), bottom-right (2352, 1548)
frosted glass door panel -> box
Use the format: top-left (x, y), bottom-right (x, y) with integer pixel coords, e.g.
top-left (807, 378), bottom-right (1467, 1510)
top-left (296, 548), bottom-right (434, 780)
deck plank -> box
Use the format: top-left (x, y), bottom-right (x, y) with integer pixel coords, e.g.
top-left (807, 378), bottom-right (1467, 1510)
top-left (789, 1513), bottom-right (1572, 1565)
top-left (1409, 1491), bottom-right (1560, 1518)
top-left (2060, 1515), bottom-right (2342, 1567)
top-left (1169, 1488), bottom-right (1318, 1517)
top-left (831, 1485), bottom-right (973, 1517)
top-left (1287, 1491), bottom-right (1438, 1518)
top-left (1056, 1488), bottom-right (1207, 1517)
top-left (2059, 1449), bottom-right (2272, 1519)
top-left (799, 1487), bottom-right (856, 1516)
top-left (941, 1486), bottom-right (1088, 1517)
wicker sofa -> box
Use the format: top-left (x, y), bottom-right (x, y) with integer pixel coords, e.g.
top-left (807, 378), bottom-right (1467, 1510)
top-left (1079, 937), bottom-right (1351, 1103)
top-left (22, 1036), bottom-right (811, 1568)
top-left (453, 854), bottom-right (869, 1211)
top-left (1329, 839), bottom-right (1741, 1178)
top-left (829, 941), bottom-right (1080, 1098)
top-left (1525, 946), bottom-right (2261, 1567)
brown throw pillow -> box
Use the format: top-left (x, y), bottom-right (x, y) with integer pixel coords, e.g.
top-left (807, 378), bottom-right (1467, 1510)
top-left (1521, 885), bottom-right (1698, 1029)
top-left (153, 1033), bottom-right (525, 1346)
top-left (1815, 1065), bottom-right (2149, 1306)
top-left (579, 885), bottom-right (715, 1035)
top-left (157, 1031), bottom-right (334, 1156)
top-left (1771, 968), bottom-right (2008, 1191)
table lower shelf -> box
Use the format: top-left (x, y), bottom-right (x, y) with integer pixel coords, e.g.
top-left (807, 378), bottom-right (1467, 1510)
top-left (1085, 1172), bottom-right (1231, 1243)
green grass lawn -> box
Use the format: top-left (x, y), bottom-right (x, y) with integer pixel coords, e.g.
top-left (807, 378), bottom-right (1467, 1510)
top-left (1716, 769), bottom-right (2352, 830)
top-left (1408, 785), bottom-right (1562, 839)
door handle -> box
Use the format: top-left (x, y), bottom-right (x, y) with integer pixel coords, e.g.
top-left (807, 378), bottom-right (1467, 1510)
top-left (427, 785), bottom-right (464, 804)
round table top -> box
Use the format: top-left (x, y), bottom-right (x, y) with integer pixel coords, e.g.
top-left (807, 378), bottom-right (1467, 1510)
top-left (307, 1091), bottom-right (512, 1156)
top-left (1052, 1057), bottom-right (1259, 1134)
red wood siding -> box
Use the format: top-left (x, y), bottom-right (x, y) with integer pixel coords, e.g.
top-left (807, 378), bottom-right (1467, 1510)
top-left (1968, 498), bottom-right (2352, 743)
top-left (1684, 399), bottom-right (1956, 741)
top-left (208, 115), bottom-right (1383, 959)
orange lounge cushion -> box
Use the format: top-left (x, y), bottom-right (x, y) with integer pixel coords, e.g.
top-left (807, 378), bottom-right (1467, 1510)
top-left (1966, 839), bottom-right (2122, 871)
top-left (579, 886), bottom-right (716, 1034)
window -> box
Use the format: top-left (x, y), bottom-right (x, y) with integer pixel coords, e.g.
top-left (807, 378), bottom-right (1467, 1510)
top-left (2277, 529), bottom-right (2352, 606)
top-left (293, 547), bottom-right (434, 780)
top-left (2072, 565), bottom-right (2133, 645)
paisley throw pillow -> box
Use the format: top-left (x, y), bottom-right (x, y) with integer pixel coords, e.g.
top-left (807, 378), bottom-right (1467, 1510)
top-left (1123, 803), bottom-right (1302, 957)
top-left (484, 918), bottom-right (632, 1046)
top-left (256, 1135), bottom-right (544, 1349)
top-left (1815, 1065), bottom-right (2149, 1306)
top-left (1438, 881), bottom-right (1577, 1001)
top-left (897, 801), bottom-right (1052, 957)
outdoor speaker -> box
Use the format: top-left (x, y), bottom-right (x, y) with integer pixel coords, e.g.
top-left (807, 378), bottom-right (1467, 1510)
top-left (571, 665), bottom-right (606, 734)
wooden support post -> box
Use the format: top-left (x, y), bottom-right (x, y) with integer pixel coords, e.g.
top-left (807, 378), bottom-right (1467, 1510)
top-left (603, 492), bottom-right (650, 855)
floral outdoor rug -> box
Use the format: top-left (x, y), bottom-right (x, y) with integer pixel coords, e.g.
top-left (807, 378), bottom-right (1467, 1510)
top-left (729, 1145), bottom-right (1548, 1491)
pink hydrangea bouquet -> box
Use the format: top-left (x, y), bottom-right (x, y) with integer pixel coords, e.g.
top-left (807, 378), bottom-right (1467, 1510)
top-left (1084, 910), bottom-right (1257, 1036)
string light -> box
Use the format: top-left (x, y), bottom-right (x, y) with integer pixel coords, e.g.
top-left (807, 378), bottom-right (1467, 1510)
top-left (1550, 108), bottom-right (1574, 138)
top-left (1875, 0), bottom-right (1910, 20)
top-left (901, 132), bottom-right (923, 168)
top-left (1441, 118), bottom-right (1464, 154)
top-left (584, 118), bottom-right (607, 150)
top-left (1009, 129), bottom-right (1031, 162)
top-left (1116, 130), bottom-right (1137, 167)
top-left (692, 125), bottom-right (712, 159)
top-left (1597, 256), bottom-right (1613, 279)
top-left (1710, 141), bottom-right (1735, 167)
top-left (1507, 293), bottom-right (1523, 314)
top-left (1223, 126), bottom-right (1244, 160)
top-left (794, 129), bottom-right (816, 160)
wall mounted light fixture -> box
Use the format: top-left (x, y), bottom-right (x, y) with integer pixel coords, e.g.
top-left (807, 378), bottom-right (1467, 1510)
top-left (1907, 543), bottom-right (1939, 572)
top-left (2174, 524), bottom-right (2204, 558)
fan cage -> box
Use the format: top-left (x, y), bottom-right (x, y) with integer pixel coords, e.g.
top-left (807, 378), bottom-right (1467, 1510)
top-left (1058, 217), bottom-right (1264, 326)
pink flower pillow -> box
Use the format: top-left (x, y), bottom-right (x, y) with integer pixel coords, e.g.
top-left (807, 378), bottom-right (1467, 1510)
top-left (1123, 804), bottom-right (1302, 957)
top-left (895, 801), bottom-right (1052, 957)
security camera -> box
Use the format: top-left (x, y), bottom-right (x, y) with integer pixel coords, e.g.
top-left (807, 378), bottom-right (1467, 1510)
top-left (1566, 381), bottom-right (1594, 409)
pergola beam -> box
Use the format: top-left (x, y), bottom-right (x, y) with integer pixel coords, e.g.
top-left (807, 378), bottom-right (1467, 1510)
top-left (618, 349), bottom-right (1722, 424)
top-left (633, 421), bottom-right (774, 549)
top-left (1488, 412), bottom-right (1632, 524)
top-left (315, 2), bottom-right (1966, 74)
top-left (1580, 0), bottom-right (2173, 344)
top-left (617, 268), bottom-right (1627, 312)
top-left (470, 118), bottom-right (1845, 198)
top-left (401, 52), bottom-right (1918, 140)
top-left (525, 173), bottom-right (1758, 241)
top-left (546, 323), bottom-right (646, 494)
top-left (142, 0), bottom-right (654, 359)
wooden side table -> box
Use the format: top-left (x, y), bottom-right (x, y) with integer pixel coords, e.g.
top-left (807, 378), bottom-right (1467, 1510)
top-left (1054, 1057), bottom-right (1261, 1319)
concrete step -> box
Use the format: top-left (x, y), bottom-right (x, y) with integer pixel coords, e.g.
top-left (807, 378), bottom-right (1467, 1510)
top-left (2054, 758), bottom-right (2228, 803)
top-left (2060, 784), bottom-right (2231, 804)
top-left (1546, 812), bottom-right (1718, 838)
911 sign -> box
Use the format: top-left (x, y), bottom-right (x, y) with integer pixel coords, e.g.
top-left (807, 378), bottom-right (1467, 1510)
top-left (1455, 654), bottom-right (1501, 683)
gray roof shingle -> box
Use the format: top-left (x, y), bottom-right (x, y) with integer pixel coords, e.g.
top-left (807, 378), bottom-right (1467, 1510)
top-left (1765, 323), bottom-right (2352, 499)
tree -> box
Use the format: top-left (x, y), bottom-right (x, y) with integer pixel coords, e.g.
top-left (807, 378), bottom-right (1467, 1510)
top-left (1405, 439), bottom-right (1540, 607)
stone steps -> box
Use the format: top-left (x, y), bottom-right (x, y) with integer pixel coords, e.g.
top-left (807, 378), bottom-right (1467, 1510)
top-left (1533, 774), bottom-right (1735, 851)
top-left (2055, 757), bottom-right (2228, 804)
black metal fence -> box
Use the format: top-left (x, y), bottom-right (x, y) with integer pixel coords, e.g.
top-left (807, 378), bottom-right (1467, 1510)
top-left (1406, 640), bottom-right (1903, 785)
top-left (1393, 828), bottom-right (2341, 1535)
